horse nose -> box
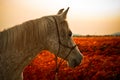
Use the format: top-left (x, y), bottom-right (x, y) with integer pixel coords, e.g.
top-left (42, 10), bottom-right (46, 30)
top-left (72, 56), bottom-right (83, 68)
top-left (75, 53), bottom-right (83, 66)
top-left (79, 53), bottom-right (83, 63)
top-left (68, 54), bottom-right (83, 68)
top-left (73, 59), bottom-right (80, 67)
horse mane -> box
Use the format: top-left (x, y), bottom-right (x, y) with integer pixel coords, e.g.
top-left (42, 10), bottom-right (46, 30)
top-left (0, 16), bottom-right (54, 53)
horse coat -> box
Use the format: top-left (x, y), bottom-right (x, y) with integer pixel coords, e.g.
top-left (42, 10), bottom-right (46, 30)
top-left (0, 8), bottom-right (83, 80)
top-left (0, 18), bottom-right (50, 80)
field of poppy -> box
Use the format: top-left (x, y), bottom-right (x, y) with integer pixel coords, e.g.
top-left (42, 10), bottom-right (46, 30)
top-left (23, 36), bottom-right (120, 80)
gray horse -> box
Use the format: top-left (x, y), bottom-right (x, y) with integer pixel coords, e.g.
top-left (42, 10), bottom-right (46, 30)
top-left (0, 8), bottom-right (83, 80)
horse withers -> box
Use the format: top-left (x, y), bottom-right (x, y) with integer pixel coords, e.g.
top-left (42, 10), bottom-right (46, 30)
top-left (0, 8), bottom-right (83, 80)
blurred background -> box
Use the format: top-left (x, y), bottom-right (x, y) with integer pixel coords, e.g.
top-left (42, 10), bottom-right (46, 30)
top-left (0, 0), bottom-right (120, 35)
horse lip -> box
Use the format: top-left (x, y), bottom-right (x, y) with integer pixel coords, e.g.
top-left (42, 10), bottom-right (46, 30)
top-left (67, 59), bottom-right (81, 68)
top-left (73, 59), bottom-right (81, 67)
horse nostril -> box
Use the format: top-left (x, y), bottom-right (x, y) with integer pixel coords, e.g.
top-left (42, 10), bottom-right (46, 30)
top-left (72, 59), bottom-right (79, 67)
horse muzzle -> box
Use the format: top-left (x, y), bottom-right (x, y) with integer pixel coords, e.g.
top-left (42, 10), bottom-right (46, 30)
top-left (67, 55), bottom-right (83, 68)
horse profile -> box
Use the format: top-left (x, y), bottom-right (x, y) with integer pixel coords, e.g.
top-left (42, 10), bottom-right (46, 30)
top-left (0, 8), bottom-right (83, 80)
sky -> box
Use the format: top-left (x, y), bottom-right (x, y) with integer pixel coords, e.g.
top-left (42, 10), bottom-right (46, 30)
top-left (0, 0), bottom-right (120, 35)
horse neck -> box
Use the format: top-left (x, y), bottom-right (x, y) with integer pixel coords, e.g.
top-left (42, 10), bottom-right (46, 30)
top-left (1, 19), bottom-right (48, 66)
top-left (0, 19), bottom-right (49, 80)
top-left (1, 20), bottom-right (47, 52)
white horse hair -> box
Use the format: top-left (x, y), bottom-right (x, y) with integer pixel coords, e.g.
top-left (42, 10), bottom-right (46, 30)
top-left (0, 8), bottom-right (83, 80)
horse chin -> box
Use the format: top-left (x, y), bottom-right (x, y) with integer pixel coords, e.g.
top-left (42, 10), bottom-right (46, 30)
top-left (67, 60), bottom-right (78, 68)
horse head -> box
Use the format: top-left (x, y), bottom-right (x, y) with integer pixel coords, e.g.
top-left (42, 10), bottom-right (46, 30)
top-left (46, 7), bottom-right (83, 68)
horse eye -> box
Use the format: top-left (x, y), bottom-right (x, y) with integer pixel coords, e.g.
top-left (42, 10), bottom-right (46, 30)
top-left (68, 31), bottom-right (72, 37)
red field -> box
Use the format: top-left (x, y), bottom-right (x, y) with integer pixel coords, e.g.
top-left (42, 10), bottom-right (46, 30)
top-left (23, 37), bottom-right (120, 80)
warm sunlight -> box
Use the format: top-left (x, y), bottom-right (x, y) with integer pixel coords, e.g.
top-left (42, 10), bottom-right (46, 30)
top-left (0, 0), bottom-right (120, 35)
top-left (0, 1), bottom-right (120, 80)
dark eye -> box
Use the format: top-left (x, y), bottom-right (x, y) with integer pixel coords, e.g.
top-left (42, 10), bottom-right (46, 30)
top-left (68, 31), bottom-right (72, 37)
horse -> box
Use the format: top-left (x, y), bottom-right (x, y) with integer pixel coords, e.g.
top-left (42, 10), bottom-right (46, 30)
top-left (0, 7), bottom-right (83, 80)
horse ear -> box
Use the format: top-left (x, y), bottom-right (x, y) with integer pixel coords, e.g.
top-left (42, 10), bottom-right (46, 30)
top-left (57, 8), bottom-right (64, 15)
top-left (61, 7), bottom-right (69, 19)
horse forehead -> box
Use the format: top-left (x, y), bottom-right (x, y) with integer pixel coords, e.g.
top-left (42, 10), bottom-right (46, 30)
top-left (45, 16), bottom-right (69, 31)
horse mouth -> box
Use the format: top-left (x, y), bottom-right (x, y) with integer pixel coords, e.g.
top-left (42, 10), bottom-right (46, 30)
top-left (67, 59), bottom-right (81, 68)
